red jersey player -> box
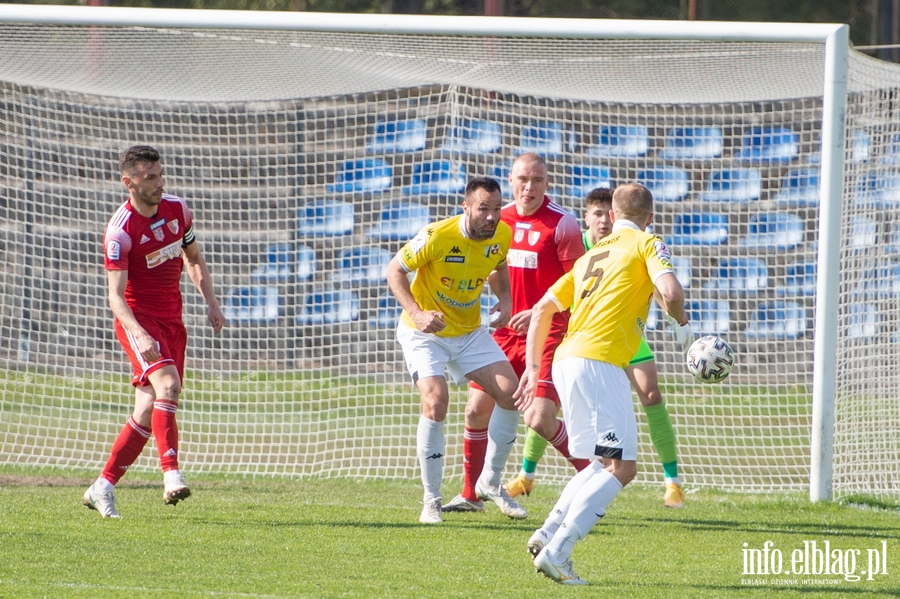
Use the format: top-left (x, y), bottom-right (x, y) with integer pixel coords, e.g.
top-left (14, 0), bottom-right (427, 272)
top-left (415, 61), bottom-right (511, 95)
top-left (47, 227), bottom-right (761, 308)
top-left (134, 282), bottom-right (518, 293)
top-left (443, 152), bottom-right (587, 517)
top-left (83, 146), bottom-right (225, 518)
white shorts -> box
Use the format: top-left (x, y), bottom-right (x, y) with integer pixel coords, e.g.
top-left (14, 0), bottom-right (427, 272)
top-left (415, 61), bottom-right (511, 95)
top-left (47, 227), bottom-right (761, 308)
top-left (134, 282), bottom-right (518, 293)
top-left (397, 324), bottom-right (507, 385)
top-left (552, 357), bottom-right (637, 461)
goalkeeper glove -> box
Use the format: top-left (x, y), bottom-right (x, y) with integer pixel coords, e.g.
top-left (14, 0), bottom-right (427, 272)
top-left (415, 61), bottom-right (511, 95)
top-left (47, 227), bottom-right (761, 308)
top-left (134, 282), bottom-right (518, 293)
top-left (665, 314), bottom-right (695, 354)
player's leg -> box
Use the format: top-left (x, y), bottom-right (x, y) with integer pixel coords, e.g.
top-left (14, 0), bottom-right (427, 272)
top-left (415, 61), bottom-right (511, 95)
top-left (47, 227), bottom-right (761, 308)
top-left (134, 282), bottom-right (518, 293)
top-left (505, 427), bottom-right (548, 497)
top-left (415, 374), bottom-right (451, 523)
top-left (465, 356), bottom-right (527, 519)
top-left (525, 395), bottom-right (590, 473)
top-left (533, 358), bottom-right (636, 584)
top-left (627, 346), bottom-right (683, 508)
top-left (441, 386), bottom-right (492, 512)
top-left (146, 364), bottom-right (192, 505)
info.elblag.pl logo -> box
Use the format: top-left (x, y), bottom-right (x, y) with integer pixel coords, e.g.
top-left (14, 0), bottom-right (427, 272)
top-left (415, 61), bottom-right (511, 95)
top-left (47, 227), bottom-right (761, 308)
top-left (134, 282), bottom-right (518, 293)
top-left (741, 540), bottom-right (889, 585)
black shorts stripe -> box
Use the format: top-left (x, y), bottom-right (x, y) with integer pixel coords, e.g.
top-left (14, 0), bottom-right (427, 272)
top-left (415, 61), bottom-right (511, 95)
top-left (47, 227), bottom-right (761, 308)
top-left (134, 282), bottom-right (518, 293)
top-left (594, 445), bottom-right (623, 460)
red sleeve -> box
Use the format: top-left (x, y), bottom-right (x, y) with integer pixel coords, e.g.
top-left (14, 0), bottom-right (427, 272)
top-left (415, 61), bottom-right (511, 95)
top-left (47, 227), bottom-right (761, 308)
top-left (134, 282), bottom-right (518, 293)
top-left (554, 212), bottom-right (586, 272)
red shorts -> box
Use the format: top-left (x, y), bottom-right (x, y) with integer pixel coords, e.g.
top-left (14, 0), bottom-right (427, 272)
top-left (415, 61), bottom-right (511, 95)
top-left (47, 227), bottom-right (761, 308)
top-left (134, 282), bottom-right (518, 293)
top-left (114, 314), bottom-right (187, 387)
top-left (470, 326), bottom-right (562, 405)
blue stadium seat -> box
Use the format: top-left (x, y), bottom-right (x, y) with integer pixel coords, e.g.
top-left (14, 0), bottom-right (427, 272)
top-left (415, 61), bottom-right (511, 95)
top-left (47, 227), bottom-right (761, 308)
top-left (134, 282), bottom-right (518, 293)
top-left (658, 127), bottom-right (723, 160)
top-left (402, 160), bottom-right (466, 196)
top-left (566, 164), bottom-right (613, 201)
top-left (366, 118), bottom-right (427, 154)
top-left (297, 199), bottom-right (355, 237)
top-left (586, 125), bottom-right (649, 158)
top-left (637, 166), bottom-right (690, 202)
top-left (331, 247), bottom-right (393, 286)
top-left (849, 215), bottom-right (877, 250)
top-left (773, 167), bottom-right (820, 207)
top-left (777, 260), bottom-right (817, 297)
top-left (852, 171), bottom-right (900, 209)
top-left (736, 126), bottom-right (799, 163)
top-left (673, 256), bottom-right (692, 288)
top-left (369, 292), bottom-right (403, 328)
top-left (686, 299), bottom-right (731, 335)
top-left (328, 158), bottom-right (392, 193)
top-left (441, 119), bottom-right (502, 154)
top-left (297, 288), bottom-right (360, 325)
top-left (251, 244), bottom-right (316, 284)
top-left (518, 120), bottom-right (575, 158)
top-left (745, 300), bottom-right (807, 340)
top-left (366, 202), bottom-right (431, 242)
top-left (699, 168), bottom-right (761, 203)
top-left (845, 302), bottom-right (878, 341)
top-left (667, 212), bottom-right (728, 246)
top-left (879, 133), bottom-right (900, 166)
top-left (489, 161), bottom-right (513, 198)
top-left (223, 286), bottom-right (281, 324)
top-left (857, 262), bottom-right (900, 300)
top-left (809, 129), bottom-right (870, 165)
top-left (738, 212), bottom-right (804, 250)
top-left (703, 257), bottom-right (768, 294)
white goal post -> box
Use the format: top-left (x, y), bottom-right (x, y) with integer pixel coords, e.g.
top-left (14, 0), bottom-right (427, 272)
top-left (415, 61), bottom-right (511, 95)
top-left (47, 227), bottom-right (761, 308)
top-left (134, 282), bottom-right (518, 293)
top-left (1, 5), bottom-right (896, 502)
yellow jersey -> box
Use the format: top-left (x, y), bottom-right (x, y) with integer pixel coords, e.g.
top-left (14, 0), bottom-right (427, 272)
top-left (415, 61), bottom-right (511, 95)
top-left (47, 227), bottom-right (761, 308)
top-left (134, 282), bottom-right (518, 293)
top-left (397, 214), bottom-right (512, 337)
top-left (549, 221), bottom-right (674, 368)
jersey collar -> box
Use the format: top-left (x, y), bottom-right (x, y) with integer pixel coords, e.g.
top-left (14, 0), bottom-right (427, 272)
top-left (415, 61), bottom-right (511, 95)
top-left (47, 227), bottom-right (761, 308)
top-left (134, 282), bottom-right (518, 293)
top-left (612, 219), bottom-right (642, 232)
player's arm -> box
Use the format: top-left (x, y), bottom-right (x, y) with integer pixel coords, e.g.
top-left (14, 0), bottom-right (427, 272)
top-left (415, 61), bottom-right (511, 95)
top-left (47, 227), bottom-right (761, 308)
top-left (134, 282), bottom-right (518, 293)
top-left (513, 292), bottom-right (562, 411)
top-left (386, 256), bottom-right (445, 334)
top-left (655, 272), bottom-right (687, 326)
top-left (182, 241), bottom-right (225, 333)
top-left (486, 264), bottom-right (512, 330)
top-left (107, 268), bottom-right (160, 363)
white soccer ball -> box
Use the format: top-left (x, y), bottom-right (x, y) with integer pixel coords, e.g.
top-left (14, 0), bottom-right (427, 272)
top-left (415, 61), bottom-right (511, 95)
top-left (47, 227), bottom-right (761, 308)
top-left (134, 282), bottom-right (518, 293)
top-left (686, 335), bottom-right (734, 383)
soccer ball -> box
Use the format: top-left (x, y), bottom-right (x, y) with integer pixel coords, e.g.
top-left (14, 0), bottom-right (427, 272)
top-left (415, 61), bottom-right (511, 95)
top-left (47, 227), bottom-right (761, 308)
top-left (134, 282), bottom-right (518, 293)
top-left (686, 335), bottom-right (734, 383)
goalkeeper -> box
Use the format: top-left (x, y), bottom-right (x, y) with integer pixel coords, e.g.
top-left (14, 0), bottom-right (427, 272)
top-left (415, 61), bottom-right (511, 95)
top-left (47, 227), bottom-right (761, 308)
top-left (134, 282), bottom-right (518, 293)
top-left (505, 187), bottom-right (692, 509)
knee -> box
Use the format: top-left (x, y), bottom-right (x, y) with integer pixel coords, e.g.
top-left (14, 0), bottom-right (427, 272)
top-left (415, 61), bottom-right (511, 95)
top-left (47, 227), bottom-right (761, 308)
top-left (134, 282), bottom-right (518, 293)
top-left (155, 377), bottom-right (181, 402)
top-left (464, 398), bottom-right (493, 428)
top-left (611, 460), bottom-right (637, 486)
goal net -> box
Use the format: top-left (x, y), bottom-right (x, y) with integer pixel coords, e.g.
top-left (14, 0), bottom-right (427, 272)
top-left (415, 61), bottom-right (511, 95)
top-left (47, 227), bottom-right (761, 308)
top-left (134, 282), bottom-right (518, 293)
top-left (0, 8), bottom-right (897, 500)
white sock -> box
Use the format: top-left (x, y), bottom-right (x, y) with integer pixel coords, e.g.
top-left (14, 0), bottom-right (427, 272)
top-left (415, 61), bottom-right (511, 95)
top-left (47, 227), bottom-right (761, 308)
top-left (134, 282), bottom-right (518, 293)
top-left (666, 476), bottom-right (681, 486)
top-left (551, 467), bottom-right (624, 562)
top-left (417, 416), bottom-right (444, 501)
top-left (541, 460), bottom-right (603, 536)
top-left (94, 477), bottom-right (114, 492)
top-left (480, 406), bottom-right (520, 488)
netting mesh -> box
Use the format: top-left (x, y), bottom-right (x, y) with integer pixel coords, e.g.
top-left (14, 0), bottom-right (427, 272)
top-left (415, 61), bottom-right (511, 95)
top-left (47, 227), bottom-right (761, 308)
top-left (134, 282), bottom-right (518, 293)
top-left (1, 21), bottom-right (899, 497)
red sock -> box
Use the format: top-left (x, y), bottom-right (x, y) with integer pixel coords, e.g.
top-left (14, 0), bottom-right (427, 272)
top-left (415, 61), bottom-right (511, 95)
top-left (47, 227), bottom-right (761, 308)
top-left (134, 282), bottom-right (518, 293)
top-left (461, 427), bottom-right (488, 501)
top-left (549, 420), bottom-right (591, 472)
top-left (101, 416), bottom-right (151, 485)
top-left (152, 399), bottom-right (180, 472)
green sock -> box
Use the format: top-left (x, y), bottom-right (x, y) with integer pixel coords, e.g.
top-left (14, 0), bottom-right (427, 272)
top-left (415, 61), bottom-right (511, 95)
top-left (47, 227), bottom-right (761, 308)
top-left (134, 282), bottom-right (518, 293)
top-left (521, 427), bottom-right (549, 475)
top-left (643, 402), bottom-right (678, 477)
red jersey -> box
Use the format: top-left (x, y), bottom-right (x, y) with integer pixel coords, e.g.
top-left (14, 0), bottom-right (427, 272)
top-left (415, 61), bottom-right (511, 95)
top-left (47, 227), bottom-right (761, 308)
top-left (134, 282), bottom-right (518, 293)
top-left (103, 194), bottom-right (195, 320)
top-left (501, 196), bottom-right (585, 336)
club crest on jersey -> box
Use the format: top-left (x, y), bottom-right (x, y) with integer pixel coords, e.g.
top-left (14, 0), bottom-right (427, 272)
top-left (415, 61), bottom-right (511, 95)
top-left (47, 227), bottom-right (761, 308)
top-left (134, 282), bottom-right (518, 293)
top-left (484, 244), bottom-right (501, 258)
top-left (514, 230), bottom-right (525, 243)
top-left (528, 231), bottom-right (541, 246)
top-left (150, 218), bottom-right (166, 242)
top-left (167, 220), bottom-right (179, 235)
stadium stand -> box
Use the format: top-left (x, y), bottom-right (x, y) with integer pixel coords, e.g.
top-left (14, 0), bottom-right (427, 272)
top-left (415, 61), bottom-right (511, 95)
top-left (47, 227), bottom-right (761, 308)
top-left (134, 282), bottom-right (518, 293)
top-left (736, 126), bottom-right (799, 163)
top-left (658, 126), bottom-right (723, 160)
top-left (251, 243), bottom-right (317, 284)
top-left (331, 247), bottom-right (393, 287)
top-left (738, 212), bottom-right (804, 250)
top-left (703, 257), bottom-right (768, 294)
top-left (298, 199), bottom-right (355, 237)
top-left (699, 168), bottom-right (762, 203)
top-left (223, 285), bottom-right (282, 324)
top-left (773, 167), bottom-right (820, 207)
top-left (366, 118), bottom-right (428, 154)
top-left (440, 119), bottom-right (503, 155)
top-left (636, 165), bottom-right (690, 202)
top-left (328, 158), bottom-right (393, 193)
top-left (365, 202), bottom-right (431, 242)
top-left (586, 124), bottom-right (649, 157)
top-left (297, 288), bottom-right (360, 325)
top-left (401, 160), bottom-right (466, 196)
top-left (518, 120), bottom-right (576, 158)
top-left (668, 212), bottom-right (729, 245)
top-left (745, 300), bottom-right (807, 340)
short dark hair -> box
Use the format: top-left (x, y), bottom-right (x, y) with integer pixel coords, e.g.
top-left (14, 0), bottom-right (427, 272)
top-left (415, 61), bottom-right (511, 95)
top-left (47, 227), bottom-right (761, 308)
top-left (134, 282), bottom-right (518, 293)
top-left (119, 145), bottom-right (160, 176)
top-left (465, 176), bottom-right (501, 197)
top-left (585, 187), bottom-right (613, 208)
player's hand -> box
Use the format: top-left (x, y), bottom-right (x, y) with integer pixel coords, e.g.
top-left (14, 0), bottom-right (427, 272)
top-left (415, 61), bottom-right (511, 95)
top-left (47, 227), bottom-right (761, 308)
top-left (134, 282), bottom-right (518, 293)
top-left (208, 304), bottom-right (226, 333)
top-left (512, 368), bottom-right (537, 412)
top-left (413, 310), bottom-right (446, 334)
top-left (666, 314), bottom-right (694, 353)
top-left (490, 296), bottom-right (513, 330)
top-left (507, 309), bottom-right (531, 335)
top-left (135, 330), bottom-right (161, 363)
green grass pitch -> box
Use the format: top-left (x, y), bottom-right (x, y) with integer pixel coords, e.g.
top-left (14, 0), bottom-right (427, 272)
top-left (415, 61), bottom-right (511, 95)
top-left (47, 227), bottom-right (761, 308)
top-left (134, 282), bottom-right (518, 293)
top-left (1, 468), bottom-right (898, 598)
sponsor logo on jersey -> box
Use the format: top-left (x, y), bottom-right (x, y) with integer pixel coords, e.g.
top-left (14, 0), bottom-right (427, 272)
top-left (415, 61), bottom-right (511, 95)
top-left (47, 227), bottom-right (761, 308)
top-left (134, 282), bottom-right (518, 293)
top-left (449, 246), bottom-right (462, 254)
top-left (435, 290), bottom-right (479, 308)
top-left (106, 240), bottom-right (120, 260)
top-left (484, 244), bottom-right (501, 258)
top-left (439, 277), bottom-right (485, 291)
top-left (514, 221), bottom-right (533, 229)
top-left (145, 239), bottom-right (183, 269)
top-left (140, 235), bottom-right (151, 244)
top-left (528, 231), bottom-right (541, 246)
top-left (408, 231), bottom-right (427, 255)
top-left (150, 218), bottom-right (167, 242)
top-left (654, 240), bottom-right (672, 263)
top-left (167, 220), bottom-right (180, 235)
top-left (506, 249), bottom-right (537, 269)
top-left (445, 256), bottom-right (465, 263)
